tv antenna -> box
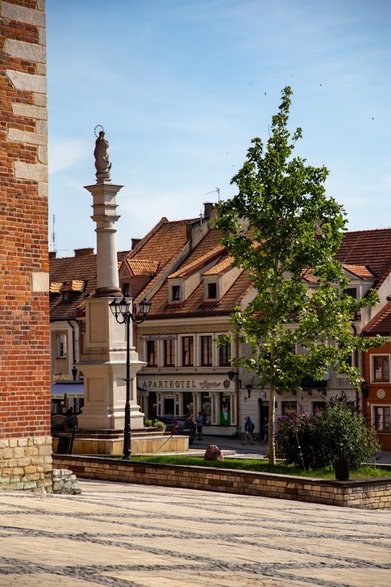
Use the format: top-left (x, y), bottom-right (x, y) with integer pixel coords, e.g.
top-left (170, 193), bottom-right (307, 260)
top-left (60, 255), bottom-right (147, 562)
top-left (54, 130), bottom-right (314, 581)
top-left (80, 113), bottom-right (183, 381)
top-left (205, 187), bottom-right (221, 202)
top-left (50, 214), bottom-right (56, 253)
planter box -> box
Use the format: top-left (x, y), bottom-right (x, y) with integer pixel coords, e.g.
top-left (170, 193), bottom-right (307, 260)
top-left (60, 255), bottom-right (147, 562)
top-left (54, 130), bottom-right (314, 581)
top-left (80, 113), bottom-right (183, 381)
top-left (53, 455), bottom-right (391, 510)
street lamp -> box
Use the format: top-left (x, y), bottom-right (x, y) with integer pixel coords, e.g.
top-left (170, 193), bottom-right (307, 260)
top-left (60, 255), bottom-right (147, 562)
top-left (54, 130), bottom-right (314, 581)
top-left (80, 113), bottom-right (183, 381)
top-left (109, 296), bottom-right (151, 459)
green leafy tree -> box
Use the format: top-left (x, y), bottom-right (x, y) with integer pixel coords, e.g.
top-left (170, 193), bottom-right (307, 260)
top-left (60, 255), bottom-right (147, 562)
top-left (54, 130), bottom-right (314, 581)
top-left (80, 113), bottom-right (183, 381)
top-left (216, 86), bottom-right (382, 464)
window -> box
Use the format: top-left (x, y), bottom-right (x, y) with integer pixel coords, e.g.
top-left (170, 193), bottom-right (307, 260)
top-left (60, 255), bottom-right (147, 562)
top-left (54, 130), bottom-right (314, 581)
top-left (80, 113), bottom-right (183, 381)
top-left (282, 401), bottom-right (297, 416)
top-left (163, 339), bottom-right (175, 367)
top-left (56, 334), bottom-right (67, 358)
top-left (171, 285), bottom-right (181, 301)
top-left (345, 287), bottom-right (357, 299)
top-left (207, 282), bottom-right (217, 300)
top-left (312, 401), bottom-right (326, 414)
top-left (219, 341), bottom-right (231, 367)
top-left (200, 335), bottom-right (212, 366)
top-left (182, 336), bottom-right (194, 366)
top-left (122, 282), bottom-right (130, 296)
top-left (374, 406), bottom-right (391, 432)
top-left (373, 356), bottom-right (390, 382)
top-left (146, 340), bottom-right (157, 367)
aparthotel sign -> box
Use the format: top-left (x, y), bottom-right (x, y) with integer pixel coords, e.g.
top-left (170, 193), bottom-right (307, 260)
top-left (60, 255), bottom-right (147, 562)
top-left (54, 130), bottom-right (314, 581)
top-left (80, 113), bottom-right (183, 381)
top-left (138, 376), bottom-right (232, 392)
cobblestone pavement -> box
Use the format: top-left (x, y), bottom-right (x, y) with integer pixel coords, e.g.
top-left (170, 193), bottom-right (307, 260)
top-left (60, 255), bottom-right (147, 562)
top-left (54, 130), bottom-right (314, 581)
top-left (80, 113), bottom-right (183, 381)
top-left (1, 480), bottom-right (391, 586)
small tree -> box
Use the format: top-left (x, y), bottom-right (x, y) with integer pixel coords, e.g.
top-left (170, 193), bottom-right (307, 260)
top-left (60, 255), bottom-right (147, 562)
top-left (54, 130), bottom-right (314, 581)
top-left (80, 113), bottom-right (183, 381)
top-left (216, 87), bottom-right (381, 464)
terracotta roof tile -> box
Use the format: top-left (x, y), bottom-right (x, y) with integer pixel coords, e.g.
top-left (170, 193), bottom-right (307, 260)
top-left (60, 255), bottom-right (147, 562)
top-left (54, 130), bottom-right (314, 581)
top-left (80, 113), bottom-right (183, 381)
top-left (50, 250), bottom-right (128, 321)
top-left (343, 264), bottom-right (374, 279)
top-left (363, 301), bottom-right (391, 336)
top-left (123, 258), bottom-right (160, 276)
top-left (337, 229), bottom-right (391, 286)
top-left (169, 244), bottom-right (225, 278)
top-left (148, 270), bottom-right (251, 318)
top-left (203, 256), bottom-right (233, 276)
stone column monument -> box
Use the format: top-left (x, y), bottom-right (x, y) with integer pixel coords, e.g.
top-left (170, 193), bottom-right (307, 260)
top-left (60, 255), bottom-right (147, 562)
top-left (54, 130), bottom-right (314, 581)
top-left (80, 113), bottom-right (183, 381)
top-left (77, 128), bottom-right (145, 435)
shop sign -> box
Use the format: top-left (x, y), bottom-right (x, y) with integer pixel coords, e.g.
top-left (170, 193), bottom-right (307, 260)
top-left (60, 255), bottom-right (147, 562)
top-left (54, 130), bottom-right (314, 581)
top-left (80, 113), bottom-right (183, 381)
top-left (139, 377), bottom-right (231, 391)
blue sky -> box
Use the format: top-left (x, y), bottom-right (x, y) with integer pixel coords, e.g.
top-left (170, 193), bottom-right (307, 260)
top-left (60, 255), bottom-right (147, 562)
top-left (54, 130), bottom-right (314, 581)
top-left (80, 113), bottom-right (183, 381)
top-left (46, 0), bottom-right (391, 256)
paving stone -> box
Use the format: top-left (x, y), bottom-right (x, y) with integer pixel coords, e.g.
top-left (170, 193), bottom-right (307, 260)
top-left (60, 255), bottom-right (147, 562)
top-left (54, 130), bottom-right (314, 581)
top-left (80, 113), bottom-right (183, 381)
top-left (0, 480), bottom-right (390, 586)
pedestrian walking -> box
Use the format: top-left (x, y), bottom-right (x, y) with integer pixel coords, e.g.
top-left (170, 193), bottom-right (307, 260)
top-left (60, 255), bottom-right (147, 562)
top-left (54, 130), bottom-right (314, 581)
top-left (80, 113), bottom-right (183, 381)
top-left (195, 412), bottom-right (204, 440)
top-left (243, 416), bottom-right (255, 444)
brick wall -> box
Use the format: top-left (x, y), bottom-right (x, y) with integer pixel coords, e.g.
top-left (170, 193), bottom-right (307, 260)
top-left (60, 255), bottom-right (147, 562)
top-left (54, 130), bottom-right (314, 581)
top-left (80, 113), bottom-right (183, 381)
top-left (0, 0), bottom-right (52, 490)
top-left (54, 456), bottom-right (391, 510)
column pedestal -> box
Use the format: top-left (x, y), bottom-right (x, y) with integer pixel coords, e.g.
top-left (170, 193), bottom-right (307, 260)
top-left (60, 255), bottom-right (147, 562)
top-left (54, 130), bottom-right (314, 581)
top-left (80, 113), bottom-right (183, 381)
top-left (77, 297), bottom-right (145, 432)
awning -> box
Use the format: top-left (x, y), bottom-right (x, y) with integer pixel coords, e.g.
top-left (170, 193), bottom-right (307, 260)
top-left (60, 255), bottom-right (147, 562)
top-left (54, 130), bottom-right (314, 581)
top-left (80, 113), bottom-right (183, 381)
top-left (51, 383), bottom-right (84, 399)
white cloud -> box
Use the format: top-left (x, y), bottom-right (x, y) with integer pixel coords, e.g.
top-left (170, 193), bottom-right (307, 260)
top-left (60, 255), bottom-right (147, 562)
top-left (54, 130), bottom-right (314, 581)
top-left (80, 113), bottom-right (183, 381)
top-left (48, 139), bottom-right (90, 174)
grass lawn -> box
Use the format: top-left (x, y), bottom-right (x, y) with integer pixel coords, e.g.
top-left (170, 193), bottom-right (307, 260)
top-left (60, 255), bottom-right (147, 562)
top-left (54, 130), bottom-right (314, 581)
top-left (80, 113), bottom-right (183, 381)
top-left (130, 455), bottom-right (390, 480)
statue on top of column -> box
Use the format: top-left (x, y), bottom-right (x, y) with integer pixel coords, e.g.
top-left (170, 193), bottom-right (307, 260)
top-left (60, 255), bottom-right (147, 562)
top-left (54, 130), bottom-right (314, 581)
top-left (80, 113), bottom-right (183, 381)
top-left (94, 127), bottom-right (111, 183)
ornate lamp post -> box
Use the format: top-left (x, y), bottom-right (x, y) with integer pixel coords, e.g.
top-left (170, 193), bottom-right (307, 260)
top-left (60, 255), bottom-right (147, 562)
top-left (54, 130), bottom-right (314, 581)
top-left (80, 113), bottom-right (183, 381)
top-left (109, 296), bottom-right (151, 459)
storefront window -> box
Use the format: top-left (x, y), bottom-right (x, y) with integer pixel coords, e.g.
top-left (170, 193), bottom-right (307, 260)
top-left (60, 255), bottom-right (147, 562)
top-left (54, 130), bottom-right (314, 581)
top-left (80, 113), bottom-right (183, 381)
top-left (219, 394), bottom-right (231, 426)
top-left (201, 393), bottom-right (211, 425)
top-left (183, 391), bottom-right (193, 418)
top-left (282, 401), bottom-right (297, 416)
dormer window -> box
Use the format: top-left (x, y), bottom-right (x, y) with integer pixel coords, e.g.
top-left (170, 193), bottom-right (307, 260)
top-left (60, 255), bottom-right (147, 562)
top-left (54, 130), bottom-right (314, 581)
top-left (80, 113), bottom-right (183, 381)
top-left (171, 285), bottom-right (181, 302)
top-left (207, 282), bottom-right (217, 300)
top-left (204, 278), bottom-right (219, 302)
top-left (345, 287), bottom-right (357, 299)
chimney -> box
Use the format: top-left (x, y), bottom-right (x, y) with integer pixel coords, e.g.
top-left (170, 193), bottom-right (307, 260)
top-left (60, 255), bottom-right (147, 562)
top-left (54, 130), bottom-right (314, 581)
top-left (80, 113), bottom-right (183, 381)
top-left (74, 248), bottom-right (94, 257)
top-left (131, 238), bottom-right (141, 250)
top-left (203, 202), bottom-right (217, 221)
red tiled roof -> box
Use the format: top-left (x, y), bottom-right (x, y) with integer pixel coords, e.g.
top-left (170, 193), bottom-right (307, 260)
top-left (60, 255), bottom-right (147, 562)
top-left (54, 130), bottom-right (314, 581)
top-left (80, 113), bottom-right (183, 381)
top-left (343, 264), bottom-right (374, 279)
top-left (363, 301), bottom-right (391, 336)
top-left (50, 223), bottom-right (391, 325)
top-left (337, 229), bottom-right (391, 286)
top-left (146, 227), bottom-right (251, 318)
top-left (169, 244), bottom-right (225, 278)
top-left (203, 255), bottom-right (233, 276)
top-left (129, 219), bottom-right (196, 301)
top-left (148, 269), bottom-right (252, 318)
top-left (123, 259), bottom-right (160, 276)
top-left (50, 250), bottom-right (128, 321)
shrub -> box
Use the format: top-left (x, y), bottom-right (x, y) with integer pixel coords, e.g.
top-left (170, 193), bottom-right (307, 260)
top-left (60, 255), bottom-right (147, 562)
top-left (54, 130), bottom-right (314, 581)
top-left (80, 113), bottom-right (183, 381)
top-left (276, 397), bottom-right (380, 469)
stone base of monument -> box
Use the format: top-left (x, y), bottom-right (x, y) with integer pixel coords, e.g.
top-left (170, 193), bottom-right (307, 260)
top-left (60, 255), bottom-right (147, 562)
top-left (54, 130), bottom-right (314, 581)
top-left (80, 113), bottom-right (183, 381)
top-left (52, 430), bottom-right (189, 456)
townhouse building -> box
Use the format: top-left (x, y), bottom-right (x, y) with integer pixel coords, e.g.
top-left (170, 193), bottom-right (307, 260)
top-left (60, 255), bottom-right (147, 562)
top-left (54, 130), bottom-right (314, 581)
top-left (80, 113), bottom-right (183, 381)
top-left (49, 215), bottom-right (391, 442)
top-left (336, 229), bottom-right (391, 450)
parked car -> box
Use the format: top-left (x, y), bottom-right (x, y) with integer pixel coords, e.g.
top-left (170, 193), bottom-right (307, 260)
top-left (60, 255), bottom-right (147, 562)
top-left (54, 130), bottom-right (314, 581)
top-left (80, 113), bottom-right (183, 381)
top-left (157, 416), bottom-right (196, 444)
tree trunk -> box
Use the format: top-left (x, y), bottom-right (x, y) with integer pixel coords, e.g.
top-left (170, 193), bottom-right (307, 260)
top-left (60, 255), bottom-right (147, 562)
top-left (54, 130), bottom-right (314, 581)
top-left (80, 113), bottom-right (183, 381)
top-left (268, 381), bottom-right (276, 465)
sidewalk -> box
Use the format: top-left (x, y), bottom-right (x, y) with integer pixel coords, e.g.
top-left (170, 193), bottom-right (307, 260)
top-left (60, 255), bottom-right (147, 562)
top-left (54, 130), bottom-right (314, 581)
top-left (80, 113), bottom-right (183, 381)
top-left (0, 479), bottom-right (390, 586)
